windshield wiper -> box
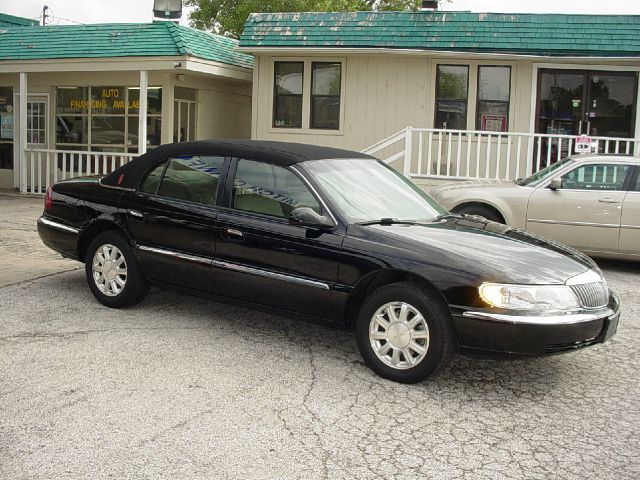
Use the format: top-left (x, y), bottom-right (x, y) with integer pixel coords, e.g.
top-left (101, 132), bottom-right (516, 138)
top-left (357, 218), bottom-right (417, 226)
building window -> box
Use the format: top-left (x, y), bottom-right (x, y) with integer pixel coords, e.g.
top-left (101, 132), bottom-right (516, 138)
top-left (55, 86), bottom-right (162, 152)
top-left (477, 66), bottom-right (511, 132)
top-left (435, 65), bottom-right (469, 130)
top-left (27, 100), bottom-right (47, 145)
top-left (273, 62), bottom-right (304, 128)
top-left (310, 62), bottom-right (341, 130)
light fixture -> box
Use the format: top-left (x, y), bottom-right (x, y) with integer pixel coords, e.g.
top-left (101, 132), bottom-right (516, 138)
top-left (173, 61), bottom-right (182, 68)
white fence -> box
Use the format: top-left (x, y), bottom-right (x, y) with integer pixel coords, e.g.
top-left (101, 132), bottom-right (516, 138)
top-left (363, 127), bottom-right (640, 181)
top-left (23, 148), bottom-right (137, 194)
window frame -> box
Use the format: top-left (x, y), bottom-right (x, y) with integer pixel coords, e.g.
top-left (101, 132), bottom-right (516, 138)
top-left (476, 65), bottom-right (512, 133)
top-left (557, 162), bottom-right (634, 192)
top-left (272, 61), bottom-right (305, 129)
top-left (225, 157), bottom-right (325, 221)
top-left (137, 155), bottom-right (228, 207)
top-left (269, 58), bottom-right (346, 135)
top-left (434, 64), bottom-right (470, 131)
top-left (310, 62), bottom-right (342, 130)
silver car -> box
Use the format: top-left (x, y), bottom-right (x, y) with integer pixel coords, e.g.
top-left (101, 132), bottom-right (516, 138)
top-left (432, 154), bottom-right (640, 260)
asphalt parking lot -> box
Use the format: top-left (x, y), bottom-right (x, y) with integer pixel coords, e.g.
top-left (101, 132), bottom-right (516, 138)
top-left (1, 192), bottom-right (639, 479)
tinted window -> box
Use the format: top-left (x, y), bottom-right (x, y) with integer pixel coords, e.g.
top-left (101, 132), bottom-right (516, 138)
top-left (156, 155), bottom-right (224, 205)
top-left (139, 162), bottom-right (167, 194)
top-left (633, 169), bottom-right (640, 192)
top-left (233, 159), bottom-right (320, 218)
top-left (560, 163), bottom-right (630, 191)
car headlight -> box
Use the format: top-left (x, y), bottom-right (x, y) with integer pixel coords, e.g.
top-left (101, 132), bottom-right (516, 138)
top-left (479, 283), bottom-right (580, 311)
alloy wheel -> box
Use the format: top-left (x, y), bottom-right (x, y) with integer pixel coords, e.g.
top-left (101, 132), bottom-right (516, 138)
top-left (92, 244), bottom-right (128, 297)
top-left (369, 301), bottom-right (430, 370)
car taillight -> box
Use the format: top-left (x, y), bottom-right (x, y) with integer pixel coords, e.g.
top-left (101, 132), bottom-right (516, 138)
top-left (44, 186), bottom-right (53, 211)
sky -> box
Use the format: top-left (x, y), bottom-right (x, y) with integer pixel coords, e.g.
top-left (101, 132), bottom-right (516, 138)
top-left (1, 0), bottom-right (639, 27)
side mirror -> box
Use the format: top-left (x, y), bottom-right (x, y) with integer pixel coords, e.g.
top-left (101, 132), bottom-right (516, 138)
top-left (289, 207), bottom-right (335, 229)
top-left (549, 177), bottom-right (562, 190)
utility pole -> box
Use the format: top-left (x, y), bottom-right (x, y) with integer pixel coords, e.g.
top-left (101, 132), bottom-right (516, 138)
top-left (41, 5), bottom-right (49, 26)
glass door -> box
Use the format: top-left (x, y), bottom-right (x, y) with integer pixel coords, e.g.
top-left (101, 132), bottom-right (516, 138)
top-left (586, 72), bottom-right (637, 139)
top-left (536, 69), bottom-right (638, 163)
top-left (537, 70), bottom-right (586, 137)
top-left (173, 99), bottom-right (197, 142)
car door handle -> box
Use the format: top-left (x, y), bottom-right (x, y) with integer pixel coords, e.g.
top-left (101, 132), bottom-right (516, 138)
top-left (223, 228), bottom-right (243, 239)
top-left (598, 198), bottom-right (620, 204)
top-left (128, 209), bottom-right (145, 219)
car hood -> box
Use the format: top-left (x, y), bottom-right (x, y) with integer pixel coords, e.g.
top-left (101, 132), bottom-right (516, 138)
top-left (431, 179), bottom-right (519, 197)
top-left (351, 215), bottom-right (597, 285)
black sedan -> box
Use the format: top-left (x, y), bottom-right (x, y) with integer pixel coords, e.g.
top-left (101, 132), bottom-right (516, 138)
top-left (37, 140), bottom-right (620, 383)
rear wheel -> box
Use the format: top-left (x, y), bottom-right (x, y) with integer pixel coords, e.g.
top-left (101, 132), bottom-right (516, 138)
top-left (356, 282), bottom-right (455, 384)
top-left (456, 204), bottom-right (504, 223)
top-left (85, 231), bottom-right (148, 308)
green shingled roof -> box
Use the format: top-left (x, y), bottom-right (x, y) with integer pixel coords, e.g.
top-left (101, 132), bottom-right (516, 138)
top-left (0, 21), bottom-right (253, 68)
top-left (0, 12), bottom-right (39, 28)
top-left (240, 11), bottom-right (640, 57)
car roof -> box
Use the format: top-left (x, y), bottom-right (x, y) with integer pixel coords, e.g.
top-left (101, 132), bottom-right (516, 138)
top-left (567, 153), bottom-right (638, 163)
top-left (101, 139), bottom-right (376, 189)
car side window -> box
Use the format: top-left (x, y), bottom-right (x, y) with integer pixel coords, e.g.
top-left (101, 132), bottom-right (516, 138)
top-left (139, 162), bottom-right (167, 194)
top-left (155, 155), bottom-right (225, 205)
top-left (232, 159), bottom-right (321, 218)
top-left (559, 164), bottom-right (630, 191)
top-left (633, 170), bottom-right (640, 192)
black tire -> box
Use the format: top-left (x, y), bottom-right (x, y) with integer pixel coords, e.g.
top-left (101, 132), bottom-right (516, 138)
top-left (85, 230), bottom-right (149, 308)
top-left (456, 204), bottom-right (504, 223)
top-left (356, 282), bottom-right (455, 384)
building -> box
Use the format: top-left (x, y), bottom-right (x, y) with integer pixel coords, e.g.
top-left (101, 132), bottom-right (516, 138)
top-left (239, 12), bottom-right (640, 185)
top-left (0, 17), bottom-right (253, 192)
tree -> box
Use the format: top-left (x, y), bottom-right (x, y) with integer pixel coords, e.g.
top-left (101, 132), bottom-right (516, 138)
top-left (185, 0), bottom-right (425, 39)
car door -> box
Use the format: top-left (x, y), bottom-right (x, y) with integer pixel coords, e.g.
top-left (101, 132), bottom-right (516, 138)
top-left (619, 166), bottom-right (640, 255)
top-left (526, 162), bottom-right (632, 252)
top-left (118, 154), bottom-right (227, 292)
top-left (213, 157), bottom-right (343, 319)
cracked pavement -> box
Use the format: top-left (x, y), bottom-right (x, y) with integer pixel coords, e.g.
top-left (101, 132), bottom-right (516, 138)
top-left (1, 193), bottom-right (639, 479)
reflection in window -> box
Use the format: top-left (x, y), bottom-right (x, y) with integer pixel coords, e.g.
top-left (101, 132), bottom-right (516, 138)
top-left (157, 156), bottom-right (224, 205)
top-left (560, 164), bottom-right (630, 191)
top-left (435, 65), bottom-right (469, 130)
top-left (55, 86), bottom-right (162, 153)
top-left (477, 66), bottom-right (511, 132)
top-left (233, 159), bottom-right (320, 218)
top-left (139, 161), bottom-right (167, 194)
top-left (273, 62), bottom-right (303, 128)
top-left (310, 62), bottom-right (341, 130)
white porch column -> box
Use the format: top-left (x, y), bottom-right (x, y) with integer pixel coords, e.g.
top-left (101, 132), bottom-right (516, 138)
top-left (138, 70), bottom-right (148, 155)
top-left (19, 72), bottom-right (27, 193)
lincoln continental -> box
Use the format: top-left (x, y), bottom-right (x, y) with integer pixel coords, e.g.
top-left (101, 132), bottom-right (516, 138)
top-left (37, 140), bottom-right (620, 383)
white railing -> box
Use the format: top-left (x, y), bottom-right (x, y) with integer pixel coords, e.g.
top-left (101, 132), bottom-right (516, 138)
top-left (363, 127), bottom-right (640, 181)
top-left (22, 148), bottom-right (137, 194)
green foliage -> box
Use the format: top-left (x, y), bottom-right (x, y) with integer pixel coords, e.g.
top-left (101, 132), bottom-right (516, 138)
top-left (184, 0), bottom-right (425, 39)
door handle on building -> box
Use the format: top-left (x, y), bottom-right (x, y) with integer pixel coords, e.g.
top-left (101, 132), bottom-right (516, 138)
top-left (598, 198), bottom-right (620, 204)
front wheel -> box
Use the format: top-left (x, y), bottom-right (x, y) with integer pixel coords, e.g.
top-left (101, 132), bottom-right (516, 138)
top-left (356, 282), bottom-right (455, 384)
top-left (85, 231), bottom-right (148, 308)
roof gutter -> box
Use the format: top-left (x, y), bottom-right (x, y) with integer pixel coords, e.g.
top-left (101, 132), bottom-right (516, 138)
top-left (237, 46), bottom-right (640, 62)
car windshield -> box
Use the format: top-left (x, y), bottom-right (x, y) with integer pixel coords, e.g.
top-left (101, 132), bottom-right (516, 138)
top-left (517, 157), bottom-right (575, 186)
top-left (303, 159), bottom-right (446, 223)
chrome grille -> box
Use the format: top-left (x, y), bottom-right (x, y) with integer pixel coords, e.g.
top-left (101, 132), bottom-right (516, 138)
top-left (570, 282), bottom-right (608, 309)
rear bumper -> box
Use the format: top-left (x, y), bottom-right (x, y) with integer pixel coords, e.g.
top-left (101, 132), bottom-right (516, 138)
top-left (452, 291), bottom-right (620, 355)
top-left (37, 215), bottom-right (81, 260)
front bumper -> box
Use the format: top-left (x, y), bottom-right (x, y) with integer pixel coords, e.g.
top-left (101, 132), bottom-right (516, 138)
top-left (452, 291), bottom-right (620, 355)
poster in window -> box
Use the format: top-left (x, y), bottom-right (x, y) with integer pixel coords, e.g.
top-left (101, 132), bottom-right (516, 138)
top-left (481, 114), bottom-right (507, 133)
top-left (0, 113), bottom-right (13, 139)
